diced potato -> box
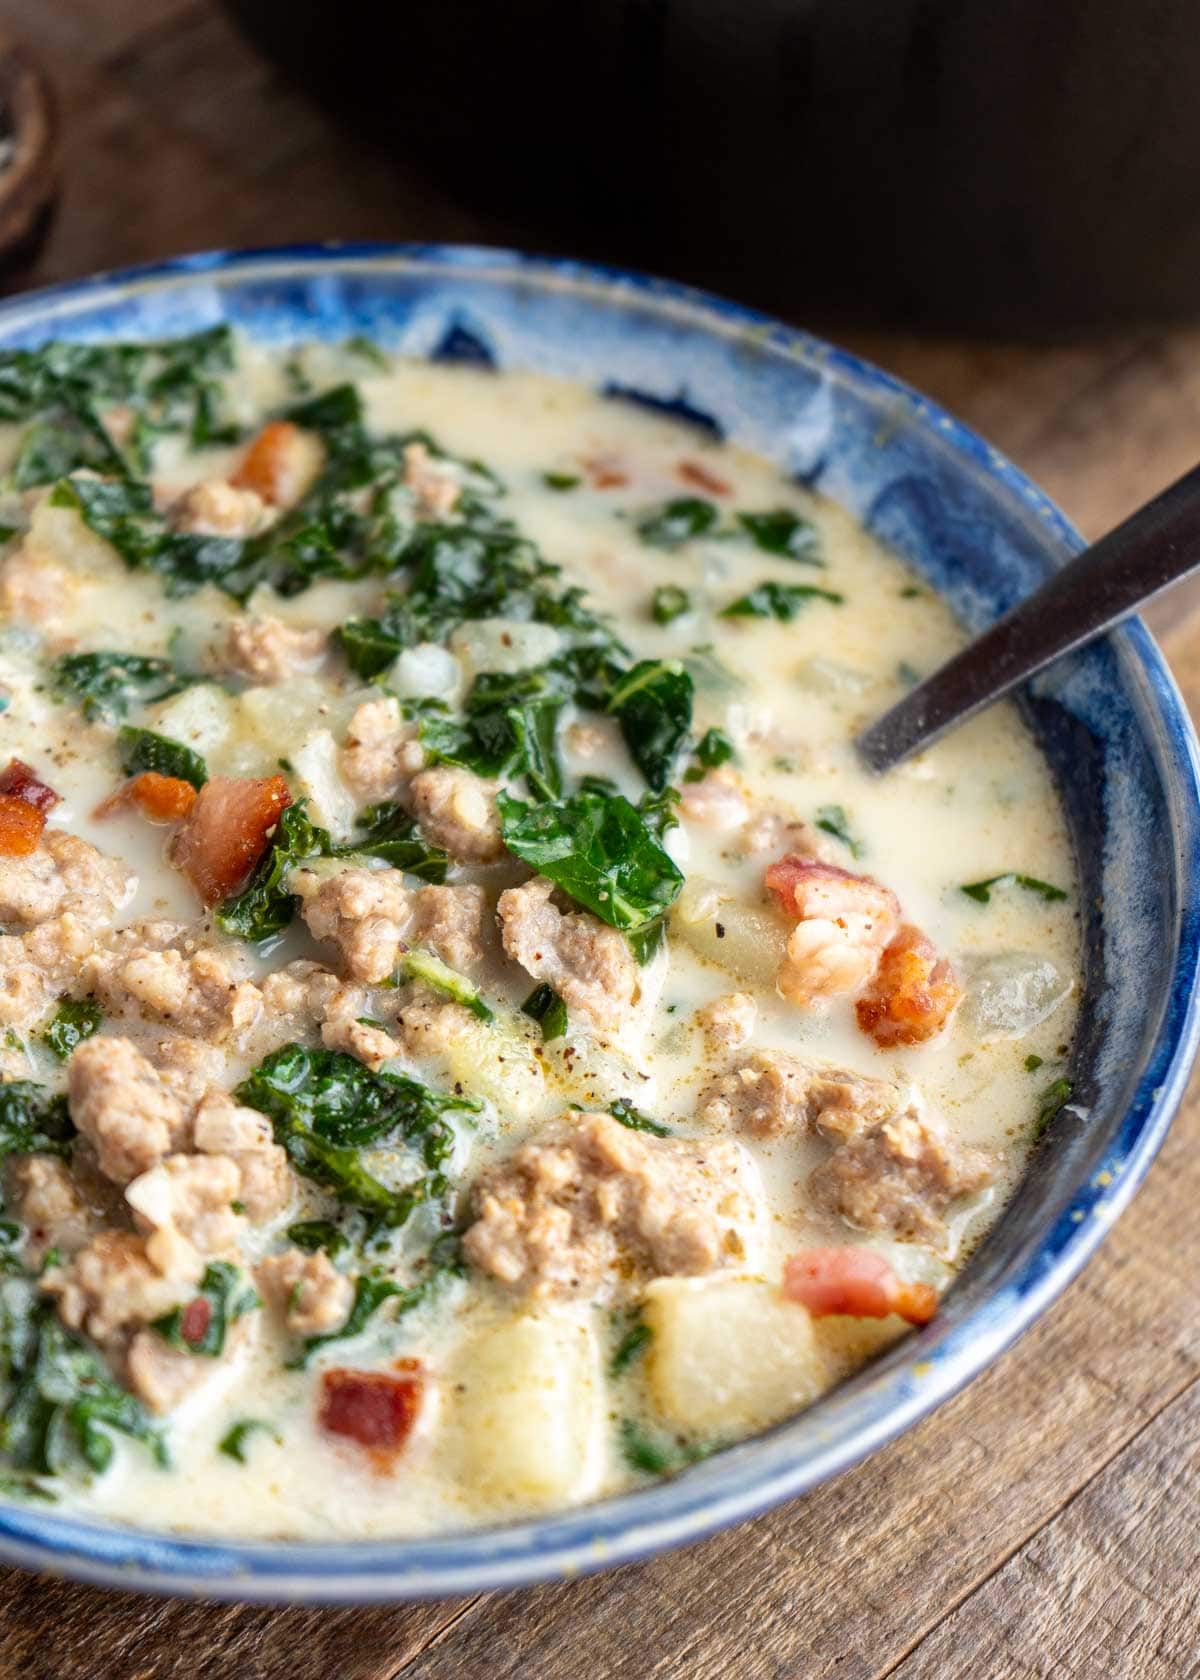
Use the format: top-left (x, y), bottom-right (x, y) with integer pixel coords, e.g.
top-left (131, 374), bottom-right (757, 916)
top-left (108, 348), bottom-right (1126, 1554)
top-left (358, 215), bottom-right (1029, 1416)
top-left (450, 1312), bottom-right (602, 1508)
top-left (671, 878), bottom-right (788, 986)
top-left (149, 684), bottom-right (236, 756)
top-left (440, 1015), bottom-right (547, 1121)
top-left (290, 728), bottom-right (356, 841)
top-left (237, 678), bottom-right (358, 758)
top-left (449, 618), bottom-right (563, 677)
top-left (26, 499), bottom-right (125, 583)
top-left (643, 1275), bottom-right (826, 1437)
top-left (810, 1313), bottom-right (910, 1382)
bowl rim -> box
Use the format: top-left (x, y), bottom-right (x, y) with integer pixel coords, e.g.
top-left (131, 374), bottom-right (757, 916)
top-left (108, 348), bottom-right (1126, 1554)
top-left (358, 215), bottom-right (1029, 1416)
top-left (0, 240), bottom-right (1198, 1603)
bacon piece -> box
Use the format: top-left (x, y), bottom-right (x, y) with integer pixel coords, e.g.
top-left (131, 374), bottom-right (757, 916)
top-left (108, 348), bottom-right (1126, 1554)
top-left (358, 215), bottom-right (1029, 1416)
top-left (179, 1296), bottom-right (212, 1346)
top-left (582, 456), bottom-right (629, 490)
top-left (319, 1367), bottom-right (423, 1454)
top-left (677, 459), bottom-right (731, 496)
top-left (856, 924), bottom-right (963, 1047)
top-left (766, 855), bottom-right (901, 1008)
top-left (170, 773), bottom-right (291, 905)
top-left (98, 772), bottom-right (198, 825)
top-left (782, 1246), bottom-right (938, 1326)
top-left (0, 795), bottom-right (45, 856)
top-left (231, 420), bottom-right (325, 509)
top-left (0, 759), bottom-right (60, 814)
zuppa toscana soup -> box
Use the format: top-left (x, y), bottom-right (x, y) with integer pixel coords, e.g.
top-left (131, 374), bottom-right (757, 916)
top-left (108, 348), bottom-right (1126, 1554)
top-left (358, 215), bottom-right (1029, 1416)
top-left (0, 329), bottom-right (1078, 1537)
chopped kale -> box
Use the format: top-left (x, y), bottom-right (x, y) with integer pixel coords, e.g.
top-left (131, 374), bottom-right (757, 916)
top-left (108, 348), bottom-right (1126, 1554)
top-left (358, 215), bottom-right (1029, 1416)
top-left (0, 1082), bottom-right (74, 1162)
top-left (218, 1418), bottom-right (282, 1463)
top-left (736, 508), bottom-right (823, 565)
top-left (637, 786), bottom-right (682, 842)
top-left (617, 1417), bottom-right (713, 1477)
top-left (651, 584), bottom-right (691, 626)
top-left (543, 472), bottom-right (581, 491)
top-left (635, 497), bottom-right (719, 549)
top-left (292, 1235), bottom-right (464, 1366)
top-left (116, 725), bottom-right (207, 789)
top-left (608, 1098), bottom-right (671, 1138)
top-left (684, 726), bottom-right (735, 780)
top-left (498, 790), bottom-right (684, 936)
top-left (1024, 1054), bottom-right (1045, 1073)
top-left (150, 1262), bottom-right (259, 1358)
top-left (333, 801), bottom-right (449, 882)
top-left (1034, 1077), bottom-right (1074, 1139)
top-left (0, 1284), bottom-right (166, 1481)
top-left (961, 874), bottom-right (1068, 906)
top-left (607, 659), bottom-right (693, 792)
top-left (215, 801), bottom-right (329, 944)
top-left (721, 581), bottom-right (845, 620)
top-left (815, 803), bottom-right (863, 860)
top-left (237, 1045), bottom-right (476, 1230)
top-left (51, 650), bottom-right (189, 722)
top-left (419, 667), bottom-right (567, 800)
top-left (41, 1000), bottom-right (102, 1063)
top-left (522, 983), bottom-right (568, 1041)
top-left (399, 950), bottom-right (493, 1022)
top-left (49, 476), bottom-right (244, 598)
top-left (285, 1220), bottom-right (351, 1259)
top-left (610, 1315), bottom-right (652, 1377)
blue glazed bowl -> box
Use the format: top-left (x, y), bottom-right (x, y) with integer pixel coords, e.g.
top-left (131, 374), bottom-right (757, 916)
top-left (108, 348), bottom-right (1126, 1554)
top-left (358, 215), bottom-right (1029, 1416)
top-left (1, 245), bottom-right (1197, 1602)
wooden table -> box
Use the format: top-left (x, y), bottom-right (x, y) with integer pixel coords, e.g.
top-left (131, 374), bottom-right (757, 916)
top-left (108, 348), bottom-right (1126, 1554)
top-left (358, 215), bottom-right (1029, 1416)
top-left (3, 3), bottom-right (1200, 1675)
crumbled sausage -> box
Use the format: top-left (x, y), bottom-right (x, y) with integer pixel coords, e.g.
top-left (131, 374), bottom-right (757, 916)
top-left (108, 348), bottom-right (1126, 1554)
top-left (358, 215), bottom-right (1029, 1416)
top-left (149, 1036), bottom-right (226, 1106)
top-left (0, 830), bottom-right (133, 931)
top-left (257, 959), bottom-right (399, 1067)
top-left (810, 1107), bottom-right (994, 1243)
top-left (84, 926), bottom-right (263, 1043)
top-left (497, 876), bottom-right (640, 1031)
top-left (699, 1049), bottom-right (900, 1139)
top-left (0, 544), bottom-right (77, 631)
top-left (695, 992), bottom-right (757, 1050)
top-left (124, 1330), bottom-right (213, 1414)
top-left (464, 1111), bottom-right (757, 1298)
top-left (340, 698), bottom-right (425, 804)
top-left (765, 855), bottom-right (900, 1007)
top-left (410, 766), bottom-right (503, 863)
top-left (68, 1036), bottom-right (190, 1185)
top-left (223, 615), bottom-right (327, 684)
top-left (125, 1152), bottom-right (244, 1257)
top-left (410, 883), bottom-right (488, 972)
top-left (393, 996), bottom-right (471, 1058)
top-left (44, 1229), bottom-right (203, 1346)
top-left (191, 1088), bottom-right (292, 1222)
top-left (6, 1155), bottom-right (94, 1266)
top-left (741, 813), bottom-right (837, 861)
top-left (257, 1247), bottom-right (354, 1335)
top-left (172, 479), bottom-right (273, 538)
top-left (402, 440), bottom-right (460, 518)
top-left (294, 865), bottom-right (414, 984)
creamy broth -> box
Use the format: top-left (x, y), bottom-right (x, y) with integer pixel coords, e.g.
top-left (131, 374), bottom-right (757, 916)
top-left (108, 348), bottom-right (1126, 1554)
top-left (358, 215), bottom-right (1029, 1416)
top-left (0, 333), bottom-right (1078, 1537)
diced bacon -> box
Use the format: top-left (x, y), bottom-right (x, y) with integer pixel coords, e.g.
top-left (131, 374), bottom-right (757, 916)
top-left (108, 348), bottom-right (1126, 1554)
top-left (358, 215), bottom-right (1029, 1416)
top-left (582, 456), bottom-right (628, 490)
top-left (0, 795), bottom-right (45, 856)
top-left (0, 759), bottom-right (60, 814)
top-left (677, 459), bottom-right (731, 496)
top-left (766, 854), bottom-right (901, 1009)
top-left (319, 1367), bottom-right (423, 1454)
top-left (856, 924), bottom-right (963, 1047)
top-left (170, 774), bottom-right (292, 905)
top-left (179, 1296), bottom-right (212, 1346)
top-left (231, 421), bottom-right (325, 509)
top-left (98, 772), bottom-right (198, 825)
top-left (782, 1246), bottom-right (938, 1326)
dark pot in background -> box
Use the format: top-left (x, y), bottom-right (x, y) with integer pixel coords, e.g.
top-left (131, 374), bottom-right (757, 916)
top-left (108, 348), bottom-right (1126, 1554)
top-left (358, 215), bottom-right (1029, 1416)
top-left (225, 0), bottom-right (1200, 335)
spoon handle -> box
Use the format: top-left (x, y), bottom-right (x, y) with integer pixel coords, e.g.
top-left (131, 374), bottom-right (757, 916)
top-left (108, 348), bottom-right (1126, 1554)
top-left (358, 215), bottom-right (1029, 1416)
top-left (856, 460), bottom-right (1200, 772)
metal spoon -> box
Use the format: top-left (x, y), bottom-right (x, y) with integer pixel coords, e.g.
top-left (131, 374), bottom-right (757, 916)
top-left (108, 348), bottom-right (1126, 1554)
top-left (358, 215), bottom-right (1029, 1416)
top-left (855, 460), bottom-right (1200, 773)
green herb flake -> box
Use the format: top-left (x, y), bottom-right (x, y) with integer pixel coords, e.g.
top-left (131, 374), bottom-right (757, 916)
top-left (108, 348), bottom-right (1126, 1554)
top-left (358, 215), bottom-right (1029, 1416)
top-left (608, 1098), bottom-right (671, 1138)
top-left (720, 581), bottom-right (844, 621)
top-left (1034, 1077), bottom-right (1074, 1139)
top-left (651, 584), bottom-right (691, 626)
top-left (815, 804), bottom-right (863, 860)
top-left (635, 497), bottom-right (719, 549)
top-left (521, 984), bottom-right (568, 1041)
top-left (218, 1419), bottom-right (282, 1463)
top-left (610, 1317), bottom-right (652, 1377)
top-left (1024, 1054), bottom-right (1044, 1073)
top-left (286, 1220), bottom-right (351, 1259)
top-left (618, 1418), bottom-right (713, 1477)
top-left (961, 874), bottom-right (1068, 906)
top-left (542, 472), bottom-right (581, 491)
top-left (41, 999), bottom-right (102, 1062)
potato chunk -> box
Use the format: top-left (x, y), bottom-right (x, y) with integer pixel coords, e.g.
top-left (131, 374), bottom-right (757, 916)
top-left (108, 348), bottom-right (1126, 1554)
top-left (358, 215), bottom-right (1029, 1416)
top-left (642, 1275), bottom-right (826, 1437)
top-left (450, 1312), bottom-right (602, 1508)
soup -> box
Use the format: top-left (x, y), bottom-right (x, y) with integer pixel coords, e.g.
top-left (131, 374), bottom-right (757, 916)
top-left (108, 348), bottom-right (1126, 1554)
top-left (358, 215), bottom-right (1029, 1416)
top-left (0, 331), bottom-right (1078, 1537)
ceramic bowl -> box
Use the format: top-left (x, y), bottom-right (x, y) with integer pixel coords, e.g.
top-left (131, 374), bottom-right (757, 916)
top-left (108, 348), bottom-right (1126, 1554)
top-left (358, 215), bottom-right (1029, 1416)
top-left (1, 245), bottom-right (1197, 1601)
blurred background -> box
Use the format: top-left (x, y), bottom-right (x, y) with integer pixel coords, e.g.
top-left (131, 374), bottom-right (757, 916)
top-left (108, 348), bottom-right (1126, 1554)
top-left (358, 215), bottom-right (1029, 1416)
top-left (2, 0), bottom-right (1200, 550)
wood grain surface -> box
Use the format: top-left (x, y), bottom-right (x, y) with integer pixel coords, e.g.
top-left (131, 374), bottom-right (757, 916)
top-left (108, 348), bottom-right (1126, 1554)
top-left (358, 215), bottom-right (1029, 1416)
top-left (1, 3), bottom-right (1199, 1676)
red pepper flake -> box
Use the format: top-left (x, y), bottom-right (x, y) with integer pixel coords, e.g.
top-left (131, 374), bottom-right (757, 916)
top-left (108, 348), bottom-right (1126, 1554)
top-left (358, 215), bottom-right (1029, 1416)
top-left (677, 459), bottom-right (731, 496)
top-left (319, 1367), bottom-right (423, 1455)
top-left (0, 795), bottom-right (45, 856)
top-left (180, 1297), bottom-right (212, 1346)
top-left (0, 758), bottom-right (60, 814)
top-left (582, 457), bottom-right (629, 490)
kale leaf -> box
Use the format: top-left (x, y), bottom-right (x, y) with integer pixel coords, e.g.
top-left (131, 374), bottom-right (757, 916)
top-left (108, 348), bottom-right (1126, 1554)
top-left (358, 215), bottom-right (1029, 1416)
top-left (291, 1235), bottom-right (464, 1366)
top-left (814, 803), bottom-right (863, 859)
top-left (397, 951), bottom-right (493, 1022)
top-left (960, 873), bottom-right (1069, 905)
top-left (41, 1000), bottom-right (102, 1063)
top-left (117, 725), bottom-right (207, 789)
top-left (635, 497), bottom-right (719, 549)
top-left (736, 509), bottom-right (823, 565)
top-left (49, 476), bottom-right (244, 598)
top-left (151, 1262), bottom-right (259, 1358)
top-left (333, 801), bottom-right (449, 881)
top-left (606, 660), bottom-right (693, 792)
top-left (721, 581), bottom-right (844, 620)
top-left (218, 1418), bottom-right (282, 1462)
top-left (608, 1098), bottom-right (672, 1138)
top-left (522, 983), bottom-right (568, 1041)
top-left (0, 1083), bottom-right (75, 1161)
top-left (51, 650), bottom-right (189, 722)
top-left (497, 790), bottom-right (684, 934)
top-left (215, 801), bottom-right (329, 944)
top-left (650, 584), bottom-right (691, 626)
top-left (419, 667), bottom-right (567, 800)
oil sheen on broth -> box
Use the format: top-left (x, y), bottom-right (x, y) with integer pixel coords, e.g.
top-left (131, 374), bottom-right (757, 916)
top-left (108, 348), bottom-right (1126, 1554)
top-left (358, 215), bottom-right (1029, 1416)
top-left (0, 332), bottom-right (1078, 1538)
